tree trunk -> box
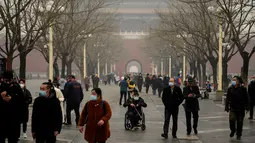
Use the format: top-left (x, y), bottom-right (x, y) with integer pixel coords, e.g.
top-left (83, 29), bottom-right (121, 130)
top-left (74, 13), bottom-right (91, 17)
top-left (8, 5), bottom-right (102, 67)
top-left (201, 62), bottom-right (207, 88)
top-left (212, 63), bottom-right (217, 91)
top-left (6, 56), bottom-right (13, 71)
top-left (53, 56), bottom-right (59, 78)
top-left (67, 61), bottom-right (72, 75)
top-left (241, 54), bottom-right (250, 85)
top-left (194, 61), bottom-right (197, 78)
top-left (19, 52), bottom-right (27, 79)
top-left (197, 61), bottom-right (202, 85)
top-left (61, 54), bottom-right (67, 78)
top-left (189, 61), bottom-right (194, 75)
top-left (222, 59), bottom-right (228, 91)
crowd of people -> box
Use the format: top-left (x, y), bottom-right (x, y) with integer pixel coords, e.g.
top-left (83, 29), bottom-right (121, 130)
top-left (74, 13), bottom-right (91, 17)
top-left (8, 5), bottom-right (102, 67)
top-left (0, 71), bottom-right (112, 143)
top-left (118, 73), bottom-right (253, 141)
top-left (0, 70), bottom-right (255, 142)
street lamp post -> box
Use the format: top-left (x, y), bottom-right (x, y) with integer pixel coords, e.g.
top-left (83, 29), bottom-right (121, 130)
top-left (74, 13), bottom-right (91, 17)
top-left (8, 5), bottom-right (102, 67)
top-left (169, 56), bottom-right (172, 77)
top-left (83, 34), bottom-right (92, 79)
top-left (97, 53), bottom-right (100, 77)
top-left (183, 55), bottom-right (186, 82)
top-left (105, 60), bottom-right (108, 74)
top-left (40, 0), bottom-right (64, 81)
top-left (208, 6), bottom-right (224, 100)
top-left (161, 58), bottom-right (164, 75)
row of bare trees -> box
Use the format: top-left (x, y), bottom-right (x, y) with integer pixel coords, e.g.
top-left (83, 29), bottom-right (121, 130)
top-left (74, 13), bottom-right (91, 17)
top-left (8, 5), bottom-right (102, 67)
top-left (0, 0), bottom-right (122, 79)
top-left (146, 0), bottom-right (255, 90)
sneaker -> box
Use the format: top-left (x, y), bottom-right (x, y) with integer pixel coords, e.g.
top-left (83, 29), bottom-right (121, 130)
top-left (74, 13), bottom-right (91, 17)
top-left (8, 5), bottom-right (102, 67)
top-left (23, 133), bottom-right (27, 138)
top-left (237, 136), bottom-right (241, 140)
top-left (229, 132), bottom-right (235, 137)
top-left (187, 132), bottom-right (191, 136)
top-left (172, 135), bottom-right (177, 138)
top-left (248, 117), bottom-right (253, 120)
top-left (161, 133), bottom-right (168, 139)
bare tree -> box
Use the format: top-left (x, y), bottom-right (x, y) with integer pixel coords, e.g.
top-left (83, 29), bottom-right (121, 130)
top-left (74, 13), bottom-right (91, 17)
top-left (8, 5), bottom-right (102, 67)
top-left (217, 0), bottom-right (255, 83)
top-left (50, 0), bottom-right (119, 77)
top-left (151, 0), bottom-right (238, 89)
top-left (0, 0), bottom-right (69, 78)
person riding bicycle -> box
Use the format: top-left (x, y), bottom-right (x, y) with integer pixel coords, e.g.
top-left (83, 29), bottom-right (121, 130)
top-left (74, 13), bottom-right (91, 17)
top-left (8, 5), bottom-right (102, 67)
top-left (123, 89), bottom-right (147, 128)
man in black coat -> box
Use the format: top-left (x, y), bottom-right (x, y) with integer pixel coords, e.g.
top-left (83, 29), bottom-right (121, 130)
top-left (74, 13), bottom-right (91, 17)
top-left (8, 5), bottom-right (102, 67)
top-left (161, 78), bottom-right (184, 139)
top-left (0, 71), bottom-right (24, 143)
top-left (183, 77), bottom-right (201, 135)
top-left (32, 81), bottom-right (62, 143)
top-left (137, 73), bottom-right (144, 92)
top-left (248, 76), bottom-right (255, 120)
top-left (144, 74), bottom-right (150, 94)
top-left (225, 76), bottom-right (249, 140)
top-left (64, 75), bottom-right (84, 125)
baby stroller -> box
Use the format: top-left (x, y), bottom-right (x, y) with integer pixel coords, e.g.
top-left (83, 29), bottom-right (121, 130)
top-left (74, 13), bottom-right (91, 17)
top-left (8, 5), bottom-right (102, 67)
top-left (124, 106), bottom-right (146, 131)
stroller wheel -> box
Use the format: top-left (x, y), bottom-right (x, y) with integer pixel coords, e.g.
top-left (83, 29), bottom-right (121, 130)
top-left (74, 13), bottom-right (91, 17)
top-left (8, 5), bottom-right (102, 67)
top-left (141, 124), bottom-right (146, 131)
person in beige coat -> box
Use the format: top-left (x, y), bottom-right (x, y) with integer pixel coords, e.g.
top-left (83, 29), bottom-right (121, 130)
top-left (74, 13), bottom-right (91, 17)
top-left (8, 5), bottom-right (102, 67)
top-left (54, 86), bottom-right (65, 123)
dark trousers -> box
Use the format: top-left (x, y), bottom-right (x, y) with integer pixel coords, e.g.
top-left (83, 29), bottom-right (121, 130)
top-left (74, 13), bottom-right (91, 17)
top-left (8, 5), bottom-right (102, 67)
top-left (163, 108), bottom-right (178, 136)
top-left (229, 111), bottom-right (245, 136)
top-left (145, 85), bottom-right (149, 94)
top-left (250, 103), bottom-right (255, 118)
top-left (36, 135), bottom-right (56, 143)
top-left (158, 89), bottom-right (163, 97)
top-left (127, 112), bottom-right (140, 126)
top-left (119, 91), bottom-right (127, 105)
top-left (152, 90), bottom-right (156, 95)
top-left (127, 91), bottom-right (131, 99)
top-left (185, 110), bottom-right (199, 133)
top-left (104, 81), bottom-right (107, 85)
top-left (138, 84), bottom-right (142, 92)
top-left (0, 123), bottom-right (20, 143)
top-left (85, 84), bottom-right (89, 91)
top-left (20, 122), bottom-right (28, 134)
top-left (66, 103), bottom-right (80, 125)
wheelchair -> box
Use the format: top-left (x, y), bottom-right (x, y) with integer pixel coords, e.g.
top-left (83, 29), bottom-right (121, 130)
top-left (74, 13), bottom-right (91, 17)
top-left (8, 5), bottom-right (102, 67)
top-left (124, 107), bottom-right (146, 131)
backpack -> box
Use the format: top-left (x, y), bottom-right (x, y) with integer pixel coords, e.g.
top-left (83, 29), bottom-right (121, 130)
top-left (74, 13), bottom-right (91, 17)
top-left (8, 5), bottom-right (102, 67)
top-left (84, 100), bottom-right (106, 123)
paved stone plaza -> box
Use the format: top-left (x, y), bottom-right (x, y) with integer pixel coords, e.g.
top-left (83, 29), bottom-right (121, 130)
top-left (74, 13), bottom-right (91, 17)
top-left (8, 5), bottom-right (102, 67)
top-left (17, 80), bottom-right (255, 143)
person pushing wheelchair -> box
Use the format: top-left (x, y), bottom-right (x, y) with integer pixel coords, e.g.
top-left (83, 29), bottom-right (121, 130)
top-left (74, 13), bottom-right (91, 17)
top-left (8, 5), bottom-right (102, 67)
top-left (123, 88), bottom-right (147, 128)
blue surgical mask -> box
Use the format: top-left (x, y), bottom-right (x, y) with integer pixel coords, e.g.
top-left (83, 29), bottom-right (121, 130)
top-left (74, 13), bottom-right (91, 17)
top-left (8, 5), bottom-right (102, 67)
top-left (231, 81), bottom-right (237, 86)
top-left (169, 82), bottom-right (174, 86)
top-left (39, 90), bottom-right (47, 97)
top-left (90, 95), bottom-right (97, 101)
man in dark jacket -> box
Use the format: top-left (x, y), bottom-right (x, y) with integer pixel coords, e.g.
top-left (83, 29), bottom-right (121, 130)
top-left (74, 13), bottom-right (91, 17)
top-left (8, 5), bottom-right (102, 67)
top-left (145, 74), bottom-right (150, 94)
top-left (32, 81), bottom-right (62, 143)
top-left (161, 78), bottom-right (184, 139)
top-left (119, 77), bottom-right (128, 105)
top-left (183, 77), bottom-right (201, 135)
top-left (157, 76), bottom-right (164, 98)
top-left (225, 76), bottom-right (249, 140)
top-left (248, 77), bottom-right (255, 119)
top-left (137, 73), bottom-right (144, 92)
top-left (64, 75), bottom-right (84, 125)
top-left (0, 71), bottom-right (24, 143)
top-left (123, 89), bottom-right (147, 128)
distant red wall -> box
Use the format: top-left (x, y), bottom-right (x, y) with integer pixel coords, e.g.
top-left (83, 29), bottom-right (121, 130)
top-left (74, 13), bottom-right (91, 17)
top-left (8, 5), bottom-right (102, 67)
top-left (115, 39), bottom-right (151, 74)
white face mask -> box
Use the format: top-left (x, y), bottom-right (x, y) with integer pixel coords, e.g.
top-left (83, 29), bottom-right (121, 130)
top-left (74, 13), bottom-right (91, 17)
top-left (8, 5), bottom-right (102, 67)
top-left (20, 84), bottom-right (25, 89)
top-left (169, 82), bottom-right (174, 86)
top-left (134, 97), bottom-right (139, 100)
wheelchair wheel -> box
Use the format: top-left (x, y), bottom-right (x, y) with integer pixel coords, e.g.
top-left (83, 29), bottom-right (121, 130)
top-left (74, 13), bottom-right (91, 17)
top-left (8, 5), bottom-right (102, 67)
top-left (142, 113), bottom-right (145, 124)
top-left (141, 124), bottom-right (146, 131)
top-left (125, 115), bottom-right (131, 130)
